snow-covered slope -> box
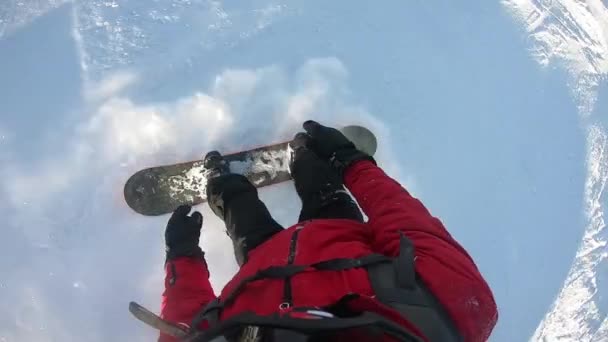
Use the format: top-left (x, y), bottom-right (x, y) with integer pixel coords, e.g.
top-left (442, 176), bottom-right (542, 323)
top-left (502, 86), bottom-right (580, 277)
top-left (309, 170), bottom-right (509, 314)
top-left (71, 0), bottom-right (289, 86)
top-left (0, 3), bottom-right (390, 341)
top-left (0, 0), bottom-right (68, 38)
top-left (1, 1), bottom-right (606, 341)
top-left (503, 0), bottom-right (608, 114)
top-left (503, 1), bottom-right (608, 341)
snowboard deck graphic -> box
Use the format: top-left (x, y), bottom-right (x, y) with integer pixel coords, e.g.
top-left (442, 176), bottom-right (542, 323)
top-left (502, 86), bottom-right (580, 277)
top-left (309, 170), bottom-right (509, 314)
top-left (124, 125), bottom-right (377, 216)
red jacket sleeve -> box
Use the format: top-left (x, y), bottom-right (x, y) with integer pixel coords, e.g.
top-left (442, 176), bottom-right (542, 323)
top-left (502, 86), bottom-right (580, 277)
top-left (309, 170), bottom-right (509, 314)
top-left (158, 256), bottom-right (216, 342)
top-left (344, 160), bottom-right (465, 254)
top-left (344, 160), bottom-right (497, 342)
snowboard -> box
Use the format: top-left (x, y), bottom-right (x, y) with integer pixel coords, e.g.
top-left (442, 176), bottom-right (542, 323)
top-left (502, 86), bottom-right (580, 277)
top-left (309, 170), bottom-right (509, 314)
top-left (124, 125), bottom-right (377, 216)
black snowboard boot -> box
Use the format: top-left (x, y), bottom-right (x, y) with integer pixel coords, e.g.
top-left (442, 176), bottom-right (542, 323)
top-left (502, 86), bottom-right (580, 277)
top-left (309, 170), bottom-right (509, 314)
top-left (204, 150), bottom-right (284, 267)
top-left (290, 132), bottom-right (310, 150)
top-left (288, 132), bottom-right (310, 172)
top-left (289, 133), bottom-right (364, 223)
top-left (203, 150), bottom-right (230, 179)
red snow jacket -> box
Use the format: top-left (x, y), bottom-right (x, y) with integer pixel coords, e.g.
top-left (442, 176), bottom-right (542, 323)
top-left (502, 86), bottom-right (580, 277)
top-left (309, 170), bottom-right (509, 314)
top-left (159, 161), bottom-right (498, 342)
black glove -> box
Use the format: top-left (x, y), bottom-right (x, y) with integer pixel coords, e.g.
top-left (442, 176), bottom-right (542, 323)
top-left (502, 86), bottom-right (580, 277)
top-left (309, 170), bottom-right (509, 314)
top-left (165, 205), bottom-right (204, 261)
top-left (302, 120), bottom-right (375, 172)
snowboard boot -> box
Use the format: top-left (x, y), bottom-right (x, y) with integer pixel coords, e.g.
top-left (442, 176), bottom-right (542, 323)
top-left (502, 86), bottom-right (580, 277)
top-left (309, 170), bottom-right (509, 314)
top-left (290, 132), bottom-right (310, 150)
top-left (288, 132), bottom-right (310, 172)
top-left (289, 133), bottom-right (364, 223)
top-left (203, 151), bottom-right (284, 266)
top-left (203, 150), bottom-right (230, 179)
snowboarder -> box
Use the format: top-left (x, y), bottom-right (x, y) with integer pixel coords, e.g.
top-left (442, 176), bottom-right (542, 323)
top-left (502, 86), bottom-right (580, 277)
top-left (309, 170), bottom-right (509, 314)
top-left (159, 120), bottom-right (498, 342)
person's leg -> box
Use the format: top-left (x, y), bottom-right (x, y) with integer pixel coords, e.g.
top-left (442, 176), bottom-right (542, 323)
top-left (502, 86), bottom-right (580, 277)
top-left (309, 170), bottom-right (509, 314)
top-left (290, 146), bottom-right (364, 223)
top-left (207, 173), bottom-right (284, 266)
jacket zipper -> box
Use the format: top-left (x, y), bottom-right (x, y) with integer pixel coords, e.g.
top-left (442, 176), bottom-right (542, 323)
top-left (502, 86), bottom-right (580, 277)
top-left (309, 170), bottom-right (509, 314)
top-left (282, 226), bottom-right (303, 309)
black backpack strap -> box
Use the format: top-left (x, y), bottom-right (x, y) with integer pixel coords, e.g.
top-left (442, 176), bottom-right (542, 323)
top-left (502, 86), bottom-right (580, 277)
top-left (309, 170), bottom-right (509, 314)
top-left (367, 233), bottom-right (427, 307)
top-left (313, 254), bottom-right (392, 271)
top-left (217, 255), bottom-right (392, 310)
top-left (190, 298), bottom-right (223, 332)
top-left (188, 254), bottom-right (391, 333)
top-left (395, 233), bottom-right (417, 289)
top-left (367, 232), bottom-right (463, 342)
top-left (187, 232), bottom-right (462, 341)
top-left (184, 311), bottom-right (424, 342)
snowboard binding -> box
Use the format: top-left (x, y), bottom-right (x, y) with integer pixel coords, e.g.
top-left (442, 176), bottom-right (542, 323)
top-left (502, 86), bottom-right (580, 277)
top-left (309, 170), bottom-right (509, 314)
top-left (203, 151), bottom-right (230, 179)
